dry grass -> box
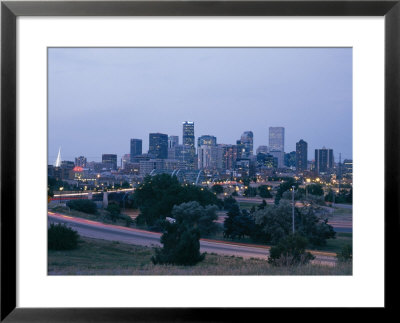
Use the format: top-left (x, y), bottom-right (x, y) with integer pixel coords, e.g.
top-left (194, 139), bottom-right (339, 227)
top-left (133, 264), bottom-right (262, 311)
top-left (48, 237), bottom-right (352, 276)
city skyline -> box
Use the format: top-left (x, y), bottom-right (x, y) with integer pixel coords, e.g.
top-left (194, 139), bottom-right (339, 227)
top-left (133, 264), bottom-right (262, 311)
top-left (49, 124), bottom-right (348, 166)
top-left (48, 48), bottom-right (352, 162)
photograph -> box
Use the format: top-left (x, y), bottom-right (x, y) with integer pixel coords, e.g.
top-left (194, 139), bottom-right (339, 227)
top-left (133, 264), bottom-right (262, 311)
top-left (47, 47), bottom-right (353, 276)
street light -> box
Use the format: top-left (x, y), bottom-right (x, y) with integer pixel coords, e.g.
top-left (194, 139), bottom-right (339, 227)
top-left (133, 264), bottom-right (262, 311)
top-left (59, 186), bottom-right (64, 204)
top-left (292, 185), bottom-right (295, 233)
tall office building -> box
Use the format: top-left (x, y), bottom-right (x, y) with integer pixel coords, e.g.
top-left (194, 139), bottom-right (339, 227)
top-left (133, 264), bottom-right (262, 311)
top-left (315, 147), bottom-right (334, 174)
top-left (168, 144), bottom-right (184, 160)
top-left (198, 135), bottom-right (217, 147)
top-left (236, 140), bottom-right (245, 160)
top-left (130, 139), bottom-right (142, 161)
top-left (342, 159), bottom-right (353, 177)
top-left (216, 144), bottom-right (237, 171)
top-left (75, 156), bottom-right (87, 168)
top-left (256, 145), bottom-right (269, 155)
top-left (121, 154), bottom-right (131, 169)
top-left (269, 127), bottom-right (284, 152)
top-left (295, 139), bottom-right (308, 172)
top-left (284, 151), bottom-right (296, 168)
top-left (198, 145), bottom-right (218, 170)
top-left (168, 136), bottom-right (179, 149)
top-left (269, 127), bottom-right (285, 168)
top-left (240, 131), bottom-right (254, 158)
top-left (149, 133), bottom-right (168, 159)
top-left (102, 154), bottom-right (118, 170)
top-left (182, 121), bottom-right (195, 165)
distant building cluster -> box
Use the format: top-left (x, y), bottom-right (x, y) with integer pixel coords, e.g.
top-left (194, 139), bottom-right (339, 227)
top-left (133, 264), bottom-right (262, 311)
top-left (48, 121), bottom-right (352, 189)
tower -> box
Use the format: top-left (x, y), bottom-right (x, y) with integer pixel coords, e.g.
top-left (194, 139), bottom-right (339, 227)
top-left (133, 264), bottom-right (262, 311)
top-left (182, 121), bottom-right (195, 166)
top-left (149, 133), bottom-right (168, 159)
top-left (269, 127), bottom-right (285, 168)
top-left (315, 147), bottom-right (334, 174)
top-left (130, 139), bottom-right (142, 161)
top-left (54, 147), bottom-right (62, 167)
top-left (296, 139), bottom-right (308, 172)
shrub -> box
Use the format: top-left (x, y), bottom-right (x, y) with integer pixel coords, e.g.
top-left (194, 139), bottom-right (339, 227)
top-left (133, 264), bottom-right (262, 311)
top-left (268, 233), bottom-right (315, 266)
top-left (171, 201), bottom-right (219, 237)
top-left (66, 200), bottom-right (97, 214)
top-left (133, 174), bottom-right (221, 226)
top-left (48, 223), bottom-right (79, 250)
top-left (106, 202), bottom-right (121, 222)
top-left (152, 222), bottom-right (205, 266)
top-left (223, 206), bottom-right (254, 240)
top-left (337, 244), bottom-right (352, 262)
top-left (258, 185), bottom-right (272, 198)
top-left (211, 184), bottom-right (223, 194)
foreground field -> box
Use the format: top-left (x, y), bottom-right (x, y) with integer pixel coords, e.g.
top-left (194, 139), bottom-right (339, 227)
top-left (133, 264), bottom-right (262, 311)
top-left (48, 237), bottom-right (352, 275)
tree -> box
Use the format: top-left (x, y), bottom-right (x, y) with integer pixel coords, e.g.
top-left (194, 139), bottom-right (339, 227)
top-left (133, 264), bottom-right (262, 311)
top-left (258, 185), bottom-right (272, 198)
top-left (243, 187), bottom-right (257, 197)
top-left (121, 181), bottom-right (130, 188)
top-left (325, 189), bottom-right (352, 204)
top-left (295, 206), bottom-right (336, 246)
top-left (253, 201), bottom-right (292, 244)
top-left (223, 205), bottom-right (254, 240)
top-left (268, 233), bottom-right (315, 266)
top-left (242, 177), bottom-right (251, 187)
top-left (257, 200), bottom-right (267, 210)
top-left (211, 184), bottom-right (223, 194)
top-left (48, 223), bottom-right (79, 250)
top-left (274, 178), bottom-right (298, 205)
top-left (253, 200), bottom-right (335, 246)
top-left (337, 244), bottom-right (352, 262)
top-left (66, 200), bottom-right (97, 214)
top-left (306, 184), bottom-right (324, 196)
top-left (133, 174), bottom-right (221, 226)
top-left (48, 176), bottom-right (72, 191)
top-left (223, 196), bottom-right (238, 210)
top-left (152, 209), bottom-right (205, 266)
top-left (171, 201), bottom-right (219, 237)
top-left (106, 202), bottom-right (121, 222)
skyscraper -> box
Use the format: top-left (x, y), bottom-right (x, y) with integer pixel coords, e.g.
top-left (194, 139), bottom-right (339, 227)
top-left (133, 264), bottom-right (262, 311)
top-left (121, 154), bottom-right (130, 169)
top-left (149, 133), bottom-right (168, 159)
top-left (168, 136), bottom-right (179, 149)
top-left (168, 136), bottom-right (180, 160)
top-left (315, 147), bottom-right (334, 174)
top-left (102, 154), bottom-right (118, 170)
top-left (296, 139), bottom-right (308, 172)
top-left (240, 131), bottom-right (253, 158)
top-left (256, 145), bottom-right (269, 155)
top-left (269, 127), bottom-right (285, 168)
top-left (342, 159), bottom-right (353, 177)
top-left (197, 135), bottom-right (217, 147)
top-left (130, 139), bottom-right (142, 162)
top-left (269, 127), bottom-right (284, 152)
top-left (198, 145), bottom-right (218, 170)
top-left (182, 121), bottom-right (195, 166)
top-left (75, 156), bottom-right (87, 168)
top-left (216, 144), bottom-right (237, 171)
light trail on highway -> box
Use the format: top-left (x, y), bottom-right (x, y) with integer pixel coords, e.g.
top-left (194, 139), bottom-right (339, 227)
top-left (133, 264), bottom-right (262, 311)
top-left (48, 212), bottom-right (337, 265)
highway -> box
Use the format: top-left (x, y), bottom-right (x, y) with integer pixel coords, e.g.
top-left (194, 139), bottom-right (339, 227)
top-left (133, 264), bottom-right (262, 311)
top-left (48, 212), bottom-right (337, 265)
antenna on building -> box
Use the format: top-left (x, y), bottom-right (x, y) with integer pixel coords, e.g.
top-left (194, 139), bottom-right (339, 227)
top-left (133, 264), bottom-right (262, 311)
top-left (54, 147), bottom-right (62, 167)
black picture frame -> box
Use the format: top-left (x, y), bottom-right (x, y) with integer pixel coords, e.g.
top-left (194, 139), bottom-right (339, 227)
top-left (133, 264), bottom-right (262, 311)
top-left (1, 0), bottom-right (399, 321)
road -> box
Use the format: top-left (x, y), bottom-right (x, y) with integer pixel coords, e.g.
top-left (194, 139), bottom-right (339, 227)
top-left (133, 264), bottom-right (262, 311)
top-left (48, 212), bottom-right (337, 265)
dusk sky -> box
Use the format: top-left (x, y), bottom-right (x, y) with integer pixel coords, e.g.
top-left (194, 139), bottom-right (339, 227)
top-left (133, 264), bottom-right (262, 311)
top-left (48, 47), bottom-right (352, 164)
